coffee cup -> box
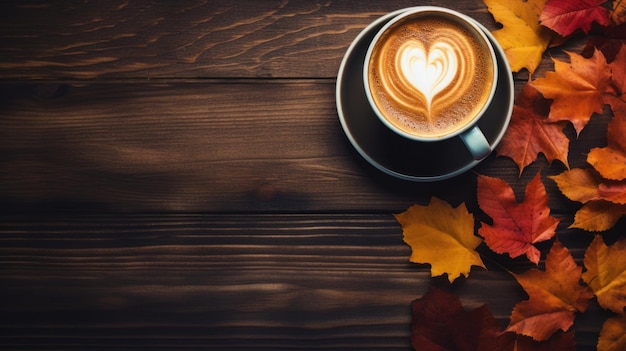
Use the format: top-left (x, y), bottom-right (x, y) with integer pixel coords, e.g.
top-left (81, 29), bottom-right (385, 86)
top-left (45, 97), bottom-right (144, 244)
top-left (363, 7), bottom-right (498, 160)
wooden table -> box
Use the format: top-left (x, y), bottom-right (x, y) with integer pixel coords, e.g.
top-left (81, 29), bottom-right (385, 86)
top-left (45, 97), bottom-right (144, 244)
top-left (0, 1), bottom-right (614, 350)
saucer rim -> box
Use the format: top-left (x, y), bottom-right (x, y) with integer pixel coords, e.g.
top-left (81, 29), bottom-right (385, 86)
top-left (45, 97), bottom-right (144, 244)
top-left (335, 7), bottom-right (514, 182)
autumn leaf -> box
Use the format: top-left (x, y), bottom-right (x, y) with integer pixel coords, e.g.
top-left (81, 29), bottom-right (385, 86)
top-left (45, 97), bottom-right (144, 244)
top-left (396, 198), bottom-right (485, 283)
top-left (598, 314), bottom-right (626, 351)
top-left (613, 0), bottom-right (626, 25)
top-left (549, 167), bottom-right (626, 203)
top-left (549, 168), bottom-right (603, 203)
top-left (550, 168), bottom-right (626, 231)
top-left (588, 104), bottom-right (626, 180)
top-left (477, 172), bottom-right (559, 264)
top-left (411, 286), bottom-right (506, 351)
top-left (604, 44), bottom-right (626, 111)
top-left (581, 24), bottom-right (626, 63)
top-left (609, 44), bottom-right (626, 95)
top-left (572, 200), bottom-right (626, 231)
top-left (411, 288), bottom-right (576, 351)
top-left (500, 331), bottom-right (576, 351)
top-left (540, 0), bottom-right (611, 36)
top-left (483, 0), bottom-right (555, 74)
top-left (496, 84), bottom-right (570, 173)
top-left (507, 240), bottom-right (594, 341)
top-left (583, 38), bottom-right (626, 64)
top-left (582, 235), bottom-right (626, 314)
top-left (598, 181), bottom-right (626, 204)
top-left (531, 49), bottom-right (612, 135)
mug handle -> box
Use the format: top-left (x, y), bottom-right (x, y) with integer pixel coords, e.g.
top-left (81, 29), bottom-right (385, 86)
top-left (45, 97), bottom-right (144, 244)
top-left (459, 126), bottom-right (491, 160)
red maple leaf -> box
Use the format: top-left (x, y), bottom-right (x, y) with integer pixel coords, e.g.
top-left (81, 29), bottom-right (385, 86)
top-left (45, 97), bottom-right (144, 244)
top-left (411, 286), bottom-right (578, 350)
top-left (581, 23), bottom-right (626, 63)
top-left (411, 286), bottom-right (507, 351)
top-left (495, 84), bottom-right (570, 173)
top-left (477, 172), bottom-right (560, 264)
top-left (540, 0), bottom-right (611, 36)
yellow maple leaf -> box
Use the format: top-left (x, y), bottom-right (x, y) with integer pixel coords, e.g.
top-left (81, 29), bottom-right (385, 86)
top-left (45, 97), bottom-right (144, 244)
top-left (550, 168), bottom-right (626, 231)
top-left (396, 198), bottom-right (485, 283)
top-left (598, 314), bottom-right (626, 351)
top-left (582, 235), bottom-right (626, 314)
top-left (549, 168), bottom-right (602, 204)
top-left (483, 0), bottom-right (555, 74)
top-left (572, 201), bottom-right (626, 232)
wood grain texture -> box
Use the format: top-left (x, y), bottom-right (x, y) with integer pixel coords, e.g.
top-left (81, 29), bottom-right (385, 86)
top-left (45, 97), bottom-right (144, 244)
top-left (0, 81), bottom-right (395, 212)
top-left (0, 214), bottom-right (604, 350)
top-left (0, 0), bottom-right (556, 80)
top-left (0, 81), bottom-right (610, 213)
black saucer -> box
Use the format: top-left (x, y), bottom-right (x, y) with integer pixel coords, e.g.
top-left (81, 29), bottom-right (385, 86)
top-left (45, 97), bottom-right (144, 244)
top-left (336, 8), bottom-right (514, 182)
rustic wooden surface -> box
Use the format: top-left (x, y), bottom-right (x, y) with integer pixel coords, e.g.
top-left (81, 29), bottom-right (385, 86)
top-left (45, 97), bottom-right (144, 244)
top-left (0, 1), bottom-right (614, 350)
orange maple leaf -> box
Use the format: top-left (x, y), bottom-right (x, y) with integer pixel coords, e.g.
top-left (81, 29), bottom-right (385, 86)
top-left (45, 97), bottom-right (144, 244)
top-left (531, 49), bottom-right (612, 135)
top-left (549, 167), bottom-right (626, 204)
top-left (549, 168), bottom-right (603, 203)
top-left (549, 167), bottom-right (626, 231)
top-left (496, 84), bottom-right (570, 173)
top-left (507, 240), bottom-right (594, 341)
top-left (582, 235), bottom-right (626, 314)
top-left (607, 43), bottom-right (626, 98)
top-left (572, 200), bottom-right (626, 232)
top-left (396, 198), bottom-right (485, 283)
top-left (483, 0), bottom-right (556, 74)
top-left (588, 104), bottom-right (626, 180)
top-left (602, 44), bottom-right (626, 119)
top-left (477, 172), bottom-right (559, 264)
top-left (598, 314), bottom-right (626, 351)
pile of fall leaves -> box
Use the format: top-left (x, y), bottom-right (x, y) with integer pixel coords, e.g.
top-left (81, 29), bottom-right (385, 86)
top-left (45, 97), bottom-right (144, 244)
top-left (396, 0), bottom-right (626, 350)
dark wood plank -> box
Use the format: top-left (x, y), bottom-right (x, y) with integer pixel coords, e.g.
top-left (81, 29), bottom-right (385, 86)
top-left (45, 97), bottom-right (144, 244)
top-left (0, 81), bottom-right (388, 212)
top-left (0, 213), bottom-right (604, 350)
top-left (0, 0), bottom-right (546, 80)
top-left (0, 81), bottom-right (610, 213)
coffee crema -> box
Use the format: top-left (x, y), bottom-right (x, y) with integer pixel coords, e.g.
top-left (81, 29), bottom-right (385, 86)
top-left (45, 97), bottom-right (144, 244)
top-left (367, 13), bottom-right (495, 138)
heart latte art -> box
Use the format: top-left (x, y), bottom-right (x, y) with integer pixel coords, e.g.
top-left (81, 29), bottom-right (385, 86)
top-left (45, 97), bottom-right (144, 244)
top-left (367, 14), bottom-right (495, 138)
top-left (399, 41), bottom-right (457, 115)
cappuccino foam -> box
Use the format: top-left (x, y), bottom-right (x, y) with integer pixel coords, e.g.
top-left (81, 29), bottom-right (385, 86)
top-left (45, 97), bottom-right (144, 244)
top-left (367, 14), bottom-right (495, 138)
